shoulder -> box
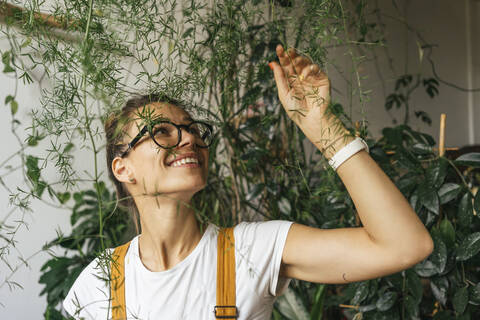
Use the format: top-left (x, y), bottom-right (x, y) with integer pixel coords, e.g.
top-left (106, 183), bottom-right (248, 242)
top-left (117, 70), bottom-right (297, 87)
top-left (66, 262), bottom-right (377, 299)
top-left (62, 247), bottom-right (117, 318)
top-left (234, 220), bottom-right (294, 242)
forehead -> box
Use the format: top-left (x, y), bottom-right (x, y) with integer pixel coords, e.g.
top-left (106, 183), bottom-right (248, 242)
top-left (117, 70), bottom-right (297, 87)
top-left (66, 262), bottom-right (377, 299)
top-left (141, 102), bottom-right (192, 122)
top-left (125, 102), bottom-right (192, 138)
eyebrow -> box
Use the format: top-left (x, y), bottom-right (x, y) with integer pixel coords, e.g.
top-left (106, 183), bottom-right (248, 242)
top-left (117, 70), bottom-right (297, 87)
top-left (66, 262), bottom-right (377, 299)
top-left (182, 116), bottom-right (194, 122)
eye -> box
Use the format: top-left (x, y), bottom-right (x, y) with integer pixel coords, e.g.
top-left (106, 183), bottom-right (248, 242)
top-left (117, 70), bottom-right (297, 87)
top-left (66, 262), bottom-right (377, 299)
top-left (153, 124), bottom-right (172, 136)
top-left (188, 127), bottom-right (200, 135)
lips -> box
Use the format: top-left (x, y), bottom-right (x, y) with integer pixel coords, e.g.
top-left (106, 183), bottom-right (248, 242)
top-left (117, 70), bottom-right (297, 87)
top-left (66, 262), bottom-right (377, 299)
top-left (166, 152), bottom-right (200, 167)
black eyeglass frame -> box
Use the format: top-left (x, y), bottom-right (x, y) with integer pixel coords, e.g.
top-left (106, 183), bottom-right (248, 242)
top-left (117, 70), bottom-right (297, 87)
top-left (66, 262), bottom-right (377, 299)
top-left (120, 120), bottom-right (214, 158)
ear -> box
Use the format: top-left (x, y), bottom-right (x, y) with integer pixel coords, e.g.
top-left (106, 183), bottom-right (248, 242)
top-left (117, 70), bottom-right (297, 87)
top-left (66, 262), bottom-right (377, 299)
top-left (112, 156), bottom-right (134, 183)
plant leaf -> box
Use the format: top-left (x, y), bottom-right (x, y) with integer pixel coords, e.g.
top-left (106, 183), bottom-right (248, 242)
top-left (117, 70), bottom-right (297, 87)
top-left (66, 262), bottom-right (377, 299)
top-left (438, 183), bottom-right (461, 205)
top-left (430, 276), bottom-right (449, 306)
top-left (457, 193), bottom-right (473, 228)
top-left (452, 286), bottom-right (468, 315)
top-left (430, 236), bottom-right (447, 274)
top-left (376, 291), bottom-right (397, 311)
top-left (456, 232), bottom-right (480, 261)
top-left (438, 219), bottom-right (455, 248)
top-left (454, 153), bottom-right (480, 167)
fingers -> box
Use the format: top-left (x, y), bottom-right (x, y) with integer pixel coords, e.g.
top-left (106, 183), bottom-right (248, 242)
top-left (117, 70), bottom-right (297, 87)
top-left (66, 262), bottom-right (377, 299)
top-left (276, 44), bottom-right (318, 80)
top-left (300, 63), bottom-right (322, 81)
top-left (269, 61), bottom-right (289, 103)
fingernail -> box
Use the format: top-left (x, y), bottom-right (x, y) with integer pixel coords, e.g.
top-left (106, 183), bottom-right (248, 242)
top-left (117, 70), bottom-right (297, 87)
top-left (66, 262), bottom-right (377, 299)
top-left (268, 62), bottom-right (274, 70)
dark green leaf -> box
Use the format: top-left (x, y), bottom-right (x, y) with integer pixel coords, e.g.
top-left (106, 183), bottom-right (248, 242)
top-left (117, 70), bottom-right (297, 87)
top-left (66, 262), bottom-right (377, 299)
top-left (351, 281), bottom-right (369, 305)
top-left (430, 236), bottom-right (447, 274)
top-left (458, 193), bottom-right (473, 227)
top-left (404, 295), bottom-right (419, 319)
top-left (414, 258), bottom-right (437, 277)
top-left (4, 95), bottom-right (14, 105)
top-left (425, 158), bottom-right (448, 189)
top-left (375, 291), bottom-right (397, 311)
top-left (452, 286), bottom-right (468, 315)
top-left (454, 153), bottom-right (480, 167)
top-left (406, 270), bottom-right (423, 304)
top-left (411, 143), bottom-right (432, 154)
top-left (417, 183), bottom-right (439, 215)
top-left (438, 183), bottom-right (461, 205)
top-left (438, 219), bottom-right (455, 248)
top-left (430, 276), bottom-right (449, 306)
top-left (469, 283), bottom-right (480, 305)
top-left (456, 232), bottom-right (480, 261)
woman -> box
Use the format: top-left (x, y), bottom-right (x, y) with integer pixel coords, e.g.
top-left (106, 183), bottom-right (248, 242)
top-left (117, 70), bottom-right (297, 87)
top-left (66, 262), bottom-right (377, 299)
top-left (63, 44), bottom-right (433, 319)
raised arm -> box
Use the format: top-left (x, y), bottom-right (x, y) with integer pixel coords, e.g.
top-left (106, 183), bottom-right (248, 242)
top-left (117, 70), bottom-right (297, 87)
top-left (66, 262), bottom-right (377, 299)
top-left (269, 44), bottom-right (433, 284)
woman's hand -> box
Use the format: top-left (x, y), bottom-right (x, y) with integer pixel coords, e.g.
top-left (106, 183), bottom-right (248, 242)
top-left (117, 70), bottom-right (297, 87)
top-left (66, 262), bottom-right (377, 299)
top-left (269, 44), bottom-right (352, 158)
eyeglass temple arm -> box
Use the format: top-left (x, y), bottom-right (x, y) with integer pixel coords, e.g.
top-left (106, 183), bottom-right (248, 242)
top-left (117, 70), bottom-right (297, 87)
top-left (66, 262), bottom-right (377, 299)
top-left (120, 126), bottom-right (149, 157)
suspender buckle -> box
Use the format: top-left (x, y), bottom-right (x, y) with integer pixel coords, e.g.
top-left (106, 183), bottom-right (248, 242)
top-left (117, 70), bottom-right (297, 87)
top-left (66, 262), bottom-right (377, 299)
top-left (214, 305), bottom-right (238, 319)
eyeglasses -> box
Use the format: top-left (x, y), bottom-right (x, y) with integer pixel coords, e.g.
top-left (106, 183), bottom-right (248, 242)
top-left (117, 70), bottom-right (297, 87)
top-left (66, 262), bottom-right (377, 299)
top-left (120, 120), bottom-right (214, 157)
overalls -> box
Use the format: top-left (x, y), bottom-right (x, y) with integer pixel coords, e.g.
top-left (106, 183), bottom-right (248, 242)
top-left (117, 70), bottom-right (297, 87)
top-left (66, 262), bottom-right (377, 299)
top-left (109, 227), bottom-right (238, 319)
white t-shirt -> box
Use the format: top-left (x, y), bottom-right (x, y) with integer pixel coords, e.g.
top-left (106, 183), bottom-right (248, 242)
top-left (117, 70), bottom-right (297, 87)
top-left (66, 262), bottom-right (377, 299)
top-left (63, 220), bottom-right (294, 319)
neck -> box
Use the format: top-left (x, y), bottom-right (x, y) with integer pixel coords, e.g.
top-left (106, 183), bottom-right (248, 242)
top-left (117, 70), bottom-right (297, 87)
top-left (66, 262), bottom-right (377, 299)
top-left (135, 193), bottom-right (206, 272)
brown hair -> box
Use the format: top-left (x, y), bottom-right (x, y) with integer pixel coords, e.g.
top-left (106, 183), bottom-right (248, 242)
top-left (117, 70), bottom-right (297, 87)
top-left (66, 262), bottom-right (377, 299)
top-left (104, 93), bottom-right (189, 234)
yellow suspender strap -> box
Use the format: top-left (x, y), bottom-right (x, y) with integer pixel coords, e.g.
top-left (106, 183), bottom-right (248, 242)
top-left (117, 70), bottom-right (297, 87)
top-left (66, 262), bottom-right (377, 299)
top-left (110, 241), bottom-right (131, 320)
top-left (215, 227), bottom-right (238, 319)
top-left (109, 228), bottom-right (238, 319)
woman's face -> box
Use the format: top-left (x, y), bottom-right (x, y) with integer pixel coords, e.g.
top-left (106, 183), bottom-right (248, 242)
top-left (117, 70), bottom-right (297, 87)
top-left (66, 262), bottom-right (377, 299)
top-left (119, 102), bottom-right (209, 200)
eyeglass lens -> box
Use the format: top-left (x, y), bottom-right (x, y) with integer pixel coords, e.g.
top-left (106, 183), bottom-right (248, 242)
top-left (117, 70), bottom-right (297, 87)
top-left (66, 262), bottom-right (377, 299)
top-left (151, 122), bottom-right (212, 148)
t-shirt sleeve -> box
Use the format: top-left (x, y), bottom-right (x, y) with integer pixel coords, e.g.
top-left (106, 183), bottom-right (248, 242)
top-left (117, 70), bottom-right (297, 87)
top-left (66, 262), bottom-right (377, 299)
top-left (62, 251), bottom-right (113, 319)
top-left (234, 220), bottom-right (294, 298)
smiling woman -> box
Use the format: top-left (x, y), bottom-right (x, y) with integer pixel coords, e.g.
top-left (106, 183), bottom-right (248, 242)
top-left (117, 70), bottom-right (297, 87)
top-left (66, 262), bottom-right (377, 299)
top-left (62, 45), bottom-right (433, 320)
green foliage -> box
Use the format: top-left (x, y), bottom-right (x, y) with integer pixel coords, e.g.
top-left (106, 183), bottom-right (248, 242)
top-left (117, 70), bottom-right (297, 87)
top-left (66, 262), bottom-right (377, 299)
top-left (38, 181), bottom-right (133, 312)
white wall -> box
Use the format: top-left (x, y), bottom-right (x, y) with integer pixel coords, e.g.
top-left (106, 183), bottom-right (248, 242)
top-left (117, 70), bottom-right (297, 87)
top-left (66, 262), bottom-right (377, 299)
top-left (329, 0), bottom-right (479, 149)
top-left (0, 0), bottom-right (479, 318)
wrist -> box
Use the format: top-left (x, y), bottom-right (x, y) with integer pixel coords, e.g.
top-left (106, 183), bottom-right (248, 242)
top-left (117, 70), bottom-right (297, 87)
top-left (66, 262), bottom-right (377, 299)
top-left (327, 137), bottom-right (369, 170)
top-left (320, 135), bottom-right (356, 160)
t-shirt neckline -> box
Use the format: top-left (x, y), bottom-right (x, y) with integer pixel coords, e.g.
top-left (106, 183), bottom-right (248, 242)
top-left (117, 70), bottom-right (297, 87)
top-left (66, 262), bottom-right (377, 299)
top-left (130, 223), bottom-right (214, 277)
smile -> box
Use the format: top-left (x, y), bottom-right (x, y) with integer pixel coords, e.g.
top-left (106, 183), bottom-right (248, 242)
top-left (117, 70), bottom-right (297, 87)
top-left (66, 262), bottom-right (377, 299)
top-left (169, 157), bottom-right (200, 167)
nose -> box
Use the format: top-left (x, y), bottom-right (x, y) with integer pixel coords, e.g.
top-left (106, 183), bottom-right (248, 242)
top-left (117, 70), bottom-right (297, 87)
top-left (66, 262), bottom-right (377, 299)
top-left (177, 127), bottom-right (197, 148)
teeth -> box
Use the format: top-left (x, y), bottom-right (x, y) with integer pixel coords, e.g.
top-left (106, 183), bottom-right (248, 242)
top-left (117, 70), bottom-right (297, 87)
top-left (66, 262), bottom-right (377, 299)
top-left (170, 157), bottom-right (199, 167)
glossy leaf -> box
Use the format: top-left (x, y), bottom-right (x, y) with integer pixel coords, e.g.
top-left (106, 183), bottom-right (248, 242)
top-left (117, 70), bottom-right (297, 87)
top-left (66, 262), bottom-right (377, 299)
top-left (417, 183), bottom-right (439, 214)
top-left (438, 183), bottom-right (461, 205)
top-left (376, 291), bottom-right (397, 311)
top-left (406, 270), bottom-right (423, 304)
top-left (456, 232), bottom-right (480, 261)
top-left (351, 281), bottom-right (369, 305)
top-left (430, 276), bottom-right (449, 306)
top-left (430, 236), bottom-right (447, 274)
top-left (425, 158), bottom-right (448, 189)
top-left (404, 295), bottom-right (420, 319)
top-left (438, 219), bottom-right (455, 248)
top-left (275, 288), bottom-right (309, 320)
top-left (454, 153), bottom-right (480, 167)
top-left (414, 258), bottom-right (437, 277)
top-left (452, 286), bottom-right (469, 315)
top-left (457, 193), bottom-right (473, 227)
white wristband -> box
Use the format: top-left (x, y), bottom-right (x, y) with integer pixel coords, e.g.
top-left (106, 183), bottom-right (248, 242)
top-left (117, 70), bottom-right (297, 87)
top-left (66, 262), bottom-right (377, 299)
top-left (328, 137), bottom-right (369, 171)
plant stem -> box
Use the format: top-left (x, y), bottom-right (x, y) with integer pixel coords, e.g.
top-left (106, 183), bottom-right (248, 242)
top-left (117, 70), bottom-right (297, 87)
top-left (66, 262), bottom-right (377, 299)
top-left (81, 0), bottom-right (105, 250)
